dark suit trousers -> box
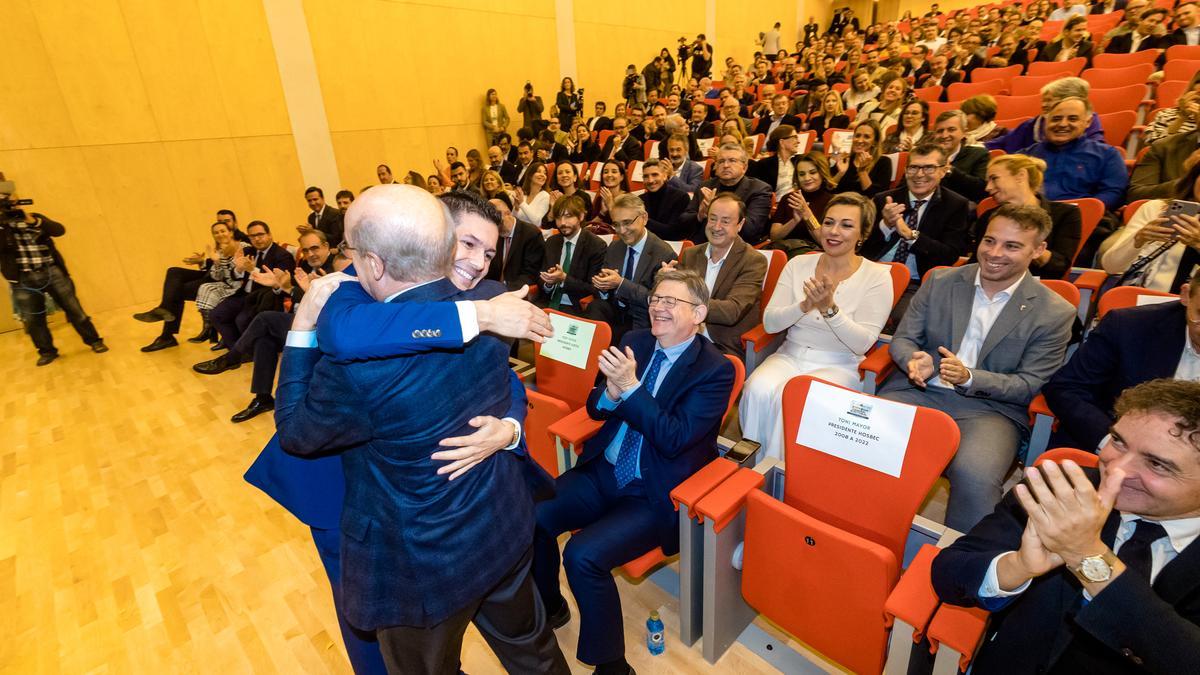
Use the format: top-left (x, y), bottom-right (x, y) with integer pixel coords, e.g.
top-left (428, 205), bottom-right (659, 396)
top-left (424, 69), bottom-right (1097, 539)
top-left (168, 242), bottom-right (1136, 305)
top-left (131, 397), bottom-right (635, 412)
top-left (210, 292), bottom-right (256, 345)
top-left (376, 546), bottom-right (569, 675)
top-left (232, 310), bottom-right (292, 395)
top-left (533, 459), bottom-right (660, 665)
top-left (310, 526), bottom-right (389, 675)
top-left (158, 267), bottom-right (208, 337)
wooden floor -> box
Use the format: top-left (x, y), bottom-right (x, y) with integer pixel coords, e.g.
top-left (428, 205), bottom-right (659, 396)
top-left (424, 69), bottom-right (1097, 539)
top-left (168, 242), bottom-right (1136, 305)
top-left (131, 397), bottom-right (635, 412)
top-left (1, 307), bottom-right (830, 674)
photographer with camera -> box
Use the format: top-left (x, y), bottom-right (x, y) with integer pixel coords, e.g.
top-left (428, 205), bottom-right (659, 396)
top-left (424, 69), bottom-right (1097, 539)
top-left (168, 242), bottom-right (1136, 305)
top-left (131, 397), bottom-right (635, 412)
top-left (621, 65), bottom-right (646, 108)
top-left (517, 81), bottom-right (545, 134)
top-left (0, 179), bottom-right (106, 366)
top-left (690, 34), bottom-right (713, 79)
top-left (555, 77), bottom-right (583, 130)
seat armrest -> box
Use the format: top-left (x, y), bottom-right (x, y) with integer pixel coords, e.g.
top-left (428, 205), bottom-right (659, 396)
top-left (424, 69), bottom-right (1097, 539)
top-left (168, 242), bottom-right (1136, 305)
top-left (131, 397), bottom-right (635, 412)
top-left (693, 468), bottom-right (765, 532)
top-left (670, 457), bottom-right (739, 513)
top-left (741, 322), bottom-right (780, 353)
top-left (547, 406), bottom-right (604, 448)
top-left (858, 343), bottom-right (895, 383)
top-left (884, 544), bottom-right (942, 641)
top-left (1028, 393), bottom-right (1054, 428)
top-left (1073, 269), bottom-right (1108, 293)
top-left (927, 603), bottom-right (991, 672)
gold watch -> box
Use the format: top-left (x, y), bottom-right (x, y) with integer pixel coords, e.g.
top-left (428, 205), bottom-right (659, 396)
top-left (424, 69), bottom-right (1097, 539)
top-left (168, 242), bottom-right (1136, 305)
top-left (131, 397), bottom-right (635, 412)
top-left (1070, 550), bottom-right (1118, 583)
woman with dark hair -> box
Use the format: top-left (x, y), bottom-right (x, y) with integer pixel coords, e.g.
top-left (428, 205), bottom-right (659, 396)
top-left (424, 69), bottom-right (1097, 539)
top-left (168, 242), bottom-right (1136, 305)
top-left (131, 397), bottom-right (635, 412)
top-left (831, 119), bottom-right (893, 198)
top-left (546, 162), bottom-right (592, 226)
top-left (1101, 159), bottom-right (1200, 293)
top-left (842, 70), bottom-right (880, 110)
top-left (566, 122), bottom-right (600, 164)
top-left (402, 171), bottom-right (427, 190)
top-left (587, 160), bottom-right (628, 233)
top-left (769, 151), bottom-right (837, 257)
top-left (514, 161), bottom-right (550, 227)
top-left (556, 77), bottom-right (583, 129)
top-left (962, 95), bottom-right (1006, 145)
top-left (481, 88), bottom-right (510, 144)
top-left (883, 99), bottom-right (929, 153)
top-left (659, 47), bottom-right (677, 85)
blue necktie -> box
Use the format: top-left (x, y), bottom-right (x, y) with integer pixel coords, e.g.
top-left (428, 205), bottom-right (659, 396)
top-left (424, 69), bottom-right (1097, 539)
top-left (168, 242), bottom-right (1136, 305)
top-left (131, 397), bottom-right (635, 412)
top-left (892, 199), bottom-right (925, 264)
top-left (614, 350), bottom-right (667, 488)
top-left (618, 247), bottom-right (636, 308)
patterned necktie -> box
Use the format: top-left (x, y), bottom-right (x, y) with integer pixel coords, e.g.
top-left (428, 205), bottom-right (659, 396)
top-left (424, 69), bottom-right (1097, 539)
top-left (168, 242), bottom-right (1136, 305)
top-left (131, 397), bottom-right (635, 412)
top-left (614, 349), bottom-right (668, 488)
top-left (892, 199), bottom-right (926, 264)
top-left (549, 240), bottom-right (573, 309)
top-left (618, 247), bottom-right (636, 308)
top-left (1118, 519), bottom-right (1168, 581)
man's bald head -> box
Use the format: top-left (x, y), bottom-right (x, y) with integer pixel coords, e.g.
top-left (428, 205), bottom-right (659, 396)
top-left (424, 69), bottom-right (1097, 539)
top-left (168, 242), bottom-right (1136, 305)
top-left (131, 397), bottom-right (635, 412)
top-left (344, 185), bottom-right (455, 298)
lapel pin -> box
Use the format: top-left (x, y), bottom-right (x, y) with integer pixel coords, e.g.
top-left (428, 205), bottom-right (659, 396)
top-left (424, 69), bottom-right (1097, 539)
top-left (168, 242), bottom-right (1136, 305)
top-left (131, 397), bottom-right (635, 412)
top-left (1020, 304), bottom-right (1027, 311)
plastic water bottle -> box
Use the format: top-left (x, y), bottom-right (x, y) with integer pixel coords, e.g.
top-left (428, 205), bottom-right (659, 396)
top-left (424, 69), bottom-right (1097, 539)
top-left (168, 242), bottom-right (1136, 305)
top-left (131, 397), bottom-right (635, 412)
top-left (646, 610), bottom-right (665, 655)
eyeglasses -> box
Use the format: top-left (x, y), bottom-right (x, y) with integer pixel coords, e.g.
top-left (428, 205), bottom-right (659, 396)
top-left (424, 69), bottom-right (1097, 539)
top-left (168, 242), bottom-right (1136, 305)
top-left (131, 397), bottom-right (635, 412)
top-left (714, 158), bottom-right (743, 166)
top-left (649, 294), bottom-right (700, 309)
top-left (612, 217), bottom-right (642, 229)
top-left (906, 164), bottom-right (946, 175)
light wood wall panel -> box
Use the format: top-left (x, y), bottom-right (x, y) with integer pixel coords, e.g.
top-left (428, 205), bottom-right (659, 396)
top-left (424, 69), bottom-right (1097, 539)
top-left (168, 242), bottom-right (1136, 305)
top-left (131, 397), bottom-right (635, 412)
top-left (0, 0), bottom-right (78, 150)
top-left (714, 1), bottom-right (798, 74)
top-left (197, 0), bottom-right (292, 138)
top-left (232, 135), bottom-right (308, 238)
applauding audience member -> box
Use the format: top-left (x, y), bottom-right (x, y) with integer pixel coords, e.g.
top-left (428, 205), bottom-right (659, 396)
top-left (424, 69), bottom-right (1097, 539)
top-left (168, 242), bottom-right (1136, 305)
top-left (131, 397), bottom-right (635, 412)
top-left (883, 100), bottom-right (930, 153)
top-left (540, 195), bottom-right (606, 315)
top-left (831, 120), bottom-right (893, 199)
top-left (769, 152), bottom-right (836, 257)
top-left (681, 143), bottom-right (774, 244)
top-left (740, 193), bottom-right (893, 460)
top-left (302, 186), bottom-right (344, 247)
top-left (208, 221), bottom-right (296, 350)
top-left (879, 204), bottom-right (1075, 531)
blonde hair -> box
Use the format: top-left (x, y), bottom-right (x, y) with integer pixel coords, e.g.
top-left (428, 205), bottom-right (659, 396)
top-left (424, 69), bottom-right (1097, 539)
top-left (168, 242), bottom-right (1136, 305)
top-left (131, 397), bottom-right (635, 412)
top-left (989, 153), bottom-right (1047, 192)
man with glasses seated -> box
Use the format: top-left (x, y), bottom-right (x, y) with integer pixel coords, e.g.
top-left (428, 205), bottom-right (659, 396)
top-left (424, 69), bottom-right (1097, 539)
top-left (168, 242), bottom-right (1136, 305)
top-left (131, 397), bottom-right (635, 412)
top-left (863, 142), bottom-right (974, 322)
top-left (533, 268), bottom-right (735, 675)
top-left (586, 195), bottom-right (677, 343)
top-left (681, 143), bottom-right (774, 245)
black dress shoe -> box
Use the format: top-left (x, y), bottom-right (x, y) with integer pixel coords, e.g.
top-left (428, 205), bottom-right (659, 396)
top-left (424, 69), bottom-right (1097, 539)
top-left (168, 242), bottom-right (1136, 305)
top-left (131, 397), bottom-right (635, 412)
top-left (90, 341), bottom-right (109, 353)
top-left (36, 353), bottom-right (59, 367)
top-left (210, 341), bottom-right (228, 351)
top-left (133, 308), bottom-right (174, 323)
top-left (140, 335), bottom-right (178, 352)
top-left (548, 601), bottom-right (570, 630)
top-left (193, 352), bottom-right (241, 375)
top-left (186, 327), bottom-right (213, 343)
top-left (231, 397), bottom-right (274, 423)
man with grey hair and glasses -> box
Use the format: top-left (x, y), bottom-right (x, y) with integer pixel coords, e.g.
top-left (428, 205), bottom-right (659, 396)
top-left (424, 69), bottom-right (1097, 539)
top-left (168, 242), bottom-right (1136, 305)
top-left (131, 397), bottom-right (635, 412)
top-left (680, 142), bottom-right (773, 245)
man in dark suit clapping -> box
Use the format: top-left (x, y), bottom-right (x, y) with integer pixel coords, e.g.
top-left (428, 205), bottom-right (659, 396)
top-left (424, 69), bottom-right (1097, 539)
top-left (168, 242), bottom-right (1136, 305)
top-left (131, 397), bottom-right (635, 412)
top-left (540, 194), bottom-right (607, 315)
top-left (533, 268), bottom-right (735, 675)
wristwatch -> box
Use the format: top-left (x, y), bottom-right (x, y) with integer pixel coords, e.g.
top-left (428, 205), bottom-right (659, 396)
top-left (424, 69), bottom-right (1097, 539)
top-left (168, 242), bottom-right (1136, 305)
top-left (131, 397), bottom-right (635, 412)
top-left (1070, 550), bottom-right (1118, 583)
top-left (821, 304), bottom-right (840, 319)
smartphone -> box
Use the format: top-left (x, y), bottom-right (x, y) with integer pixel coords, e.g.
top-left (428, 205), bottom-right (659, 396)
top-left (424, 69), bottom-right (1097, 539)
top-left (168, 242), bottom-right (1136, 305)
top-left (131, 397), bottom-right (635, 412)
top-left (1166, 199), bottom-right (1200, 219)
top-left (724, 439), bottom-right (761, 466)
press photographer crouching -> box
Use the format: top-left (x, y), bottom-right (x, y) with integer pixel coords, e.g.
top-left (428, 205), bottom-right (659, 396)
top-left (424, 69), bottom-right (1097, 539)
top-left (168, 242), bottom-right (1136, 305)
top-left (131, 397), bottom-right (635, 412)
top-left (0, 179), bottom-right (107, 366)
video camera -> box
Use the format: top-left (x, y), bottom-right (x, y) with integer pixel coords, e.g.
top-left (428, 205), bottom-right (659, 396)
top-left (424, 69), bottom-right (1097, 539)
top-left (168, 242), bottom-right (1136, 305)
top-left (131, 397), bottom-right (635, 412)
top-left (0, 180), bottom-right (33, 225)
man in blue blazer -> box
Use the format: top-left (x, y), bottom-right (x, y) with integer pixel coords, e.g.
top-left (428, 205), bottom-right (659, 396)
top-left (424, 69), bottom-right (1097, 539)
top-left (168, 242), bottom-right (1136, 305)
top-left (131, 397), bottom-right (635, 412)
top-left (930, 379), bottom-right (1200, 673)
top-left (255, 188), bottom-right (565, 673)
top-left (1043, 275), bottom-right (1200, 451)
top-left (533, 269), bottom-right (735, 675)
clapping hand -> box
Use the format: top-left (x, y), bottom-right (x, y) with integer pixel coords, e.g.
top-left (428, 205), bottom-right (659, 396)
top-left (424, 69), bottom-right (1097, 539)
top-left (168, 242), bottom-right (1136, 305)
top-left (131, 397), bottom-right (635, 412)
top-left (854, 150), bottom-right (872, 171)
top-left (183, 249), bottom-right (205, 266)
top-left (936, 346), bottom-right (970, 386)
top-left (800, 274), bottom-right (837, 313)
top-left (250, 265), bottom-right (280, 288)
top-left (881, 196), bottom-right (908, 231)
top-left (906, 350), bottom-right (935, 387)
top-left (598, 345), bottom-right (639, 400)
top-left (272, 267), bottom-right (293, 292)
top-left (698, 186), bottom-right (716, 219)
top-left (592, 268), bottom-right (622, 291)
top-left (540, 263), bottom-right (566, 285)
top-left (234, 247), bottom-right (255, 272)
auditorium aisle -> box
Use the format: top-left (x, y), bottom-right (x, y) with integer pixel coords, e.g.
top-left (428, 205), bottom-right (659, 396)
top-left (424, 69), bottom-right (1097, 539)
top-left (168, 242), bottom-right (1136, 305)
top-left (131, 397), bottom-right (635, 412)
top-left (1, 307), bottom-right (830, 674)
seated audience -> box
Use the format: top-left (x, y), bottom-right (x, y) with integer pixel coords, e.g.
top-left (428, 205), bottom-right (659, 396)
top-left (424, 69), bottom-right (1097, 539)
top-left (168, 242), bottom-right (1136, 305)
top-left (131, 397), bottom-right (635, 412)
top-left (1105, 6), bottom-right (1169, 53)
top-left (514, 161), bottom-right (551, 227)
top-left (1044, 268), bottom-right (1200, 450)
top-left (485, 193), bottom-right (547, 291)
top-left (586, 101), bottom-right (613, 132)
top-left (843, 70), bottom-right (881, 111)
top-left (677, 193), bottom-right (768, 356)
top-left (513, 141), bottom-right (536, 186)
top-left (805, 90), bottom-right (851, 138)
top-left (931, 378), bottom-right (1200, 673)
top-left (883, 100), bottom-right (930, 153)
top-left (480, 169), bottom-right (508, 201)
top-left (488, 144), bottom-right (519, 185)
top-left (1129, 126), bottom-right (1200, 201)
top-left (1036, 15), bottom-right (1094, 64)
top-left (934, 110), bottom-right (991, 202)
top-left (601, 117), bottom-right (643, 164)
top-left (973, 154), bottom-right (1082, 280)
top-left (916, 55), bottom-right (964, 97)
top-left (207, 220), bottom-right (297, 350)
top-left (664, 134), bottom-right (704, 194)
top-left (586, 194), bottom-right (677, 341)
top-left (962, 95), bottom-right (1006, 145)
top-left (638, 159), bottom-right (690, 240)
top-left (588, 160), bottom-right (630, 232)
top-left (748, 125), bottom-right (803, 198)
top-left (302, 186), bottom-right (344, 248)
top-left (681, 143), bottom-right (774, 244)
top-left (1020, 97), bottom-right (1129, 212)
top-left (1169, 0), bottom-right (1200, 46)
top-left (540, 194), bottom-right (606, 314)
top-left (1142, 72), bottom-right (1200, 147)
top-left (865, 142), bottom-right (974, 320)
top-left (857, 75), bottom-right (910, 132)
top-left (986, 77), bottom-right (1104, 154)
top-left (567, 122), bottom-right (601, 164)
top-left (831, 120), bottom-right (894, 199)
top-left (136, 218), bottom-right (241, 351)
top-left (752, 93), bottom-right (802, 137)
top-left (740, 193), bottom-right (892, 460)
top-left (879, 204), bottom-right (1075, 531)
top-left (533, 269), bottom-right (734, 675)
top-left (1102, 160), bottom-right (1200, 293)
top-left (547, 162), bottom-right (591, 217)
top-left (769, 151), bottom-right (835, 257)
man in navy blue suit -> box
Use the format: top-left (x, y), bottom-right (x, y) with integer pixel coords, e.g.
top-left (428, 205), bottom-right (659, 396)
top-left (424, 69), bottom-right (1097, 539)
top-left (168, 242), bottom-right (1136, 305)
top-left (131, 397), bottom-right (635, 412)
top-left (533, 268), bottom-right (735, 675)
top-left (1043, 271), bottom-right (1200, 451)
top-left (930, 379), bottom-right (1200, 673)
top-left (258, 187), bottom-right (566, 674)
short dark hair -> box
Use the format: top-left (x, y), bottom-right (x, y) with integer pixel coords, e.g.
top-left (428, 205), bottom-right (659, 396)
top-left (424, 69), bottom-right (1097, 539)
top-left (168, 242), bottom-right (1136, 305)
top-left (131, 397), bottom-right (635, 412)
top-left (438, 190), bottom-right (500, 229)
top-left (376, 164), bottom-right (391, 173)
top-left (709, 192), bottom-right (746, 220)
top-left (300, 229), bottom-right (329, 246)
top-left (517, 140), bottom-right (532, 151)
top-left (910, 141), bottom-right (946, 163)
top-left (1064, 15), bottom-right (1088, 31)
top-left (216, 209), bottom-right (237, 223)
top-left (1115, 379), bottom-right (1200, 452)
top-left (990, 202), bottom-right (1052, 242)
top-left (450, 161), bottom-right (466, 172)
top-left (596, 101), bottom-right (607, 110)
top-left (496, 132), bottom-right (512, 144)
top-left (550, 193), bottom-right (589, 220)
top-left (304, 186), bottom-right (323, 198)
top-left (1141, 7), bottom-right (1169, 20)
top-left (335, 189), bottom-right (354, 202)
top-left (489, 192), bottom-right (514, 210)
top-left (246, 220), bottom-right (270, 234)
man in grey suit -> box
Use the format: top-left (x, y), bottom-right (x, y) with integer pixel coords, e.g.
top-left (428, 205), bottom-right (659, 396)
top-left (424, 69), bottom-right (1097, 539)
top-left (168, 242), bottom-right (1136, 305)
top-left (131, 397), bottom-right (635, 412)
top-left (587, 194), bottom-right (677, 342)
top-left (879, 203), bottom-right (1075, 532)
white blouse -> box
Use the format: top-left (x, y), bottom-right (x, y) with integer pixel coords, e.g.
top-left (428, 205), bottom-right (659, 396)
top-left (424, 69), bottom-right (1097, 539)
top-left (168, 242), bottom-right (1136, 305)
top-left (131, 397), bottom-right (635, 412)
top-left (764, 254), bottom-right (893, 356)
top-left (1101, 200), bottom-right (1192, 291)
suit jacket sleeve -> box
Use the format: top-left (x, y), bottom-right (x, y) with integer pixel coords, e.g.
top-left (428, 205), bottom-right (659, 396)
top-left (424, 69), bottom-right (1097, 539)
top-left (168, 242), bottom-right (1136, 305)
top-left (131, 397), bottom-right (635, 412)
top-left (588, 337), bottom-right (735, 459)
top-left (931, 488), bottom-right (1029, 607)
top-left (1042, 309), bottom-right (1126, 449)
top-left (742, 181), bottom-right (774, 244)
top-left (275, 347), bottom-right (373, 457)
top-left (320, 210), bottom-right (344, 248)
top-left (960, 300), bottom-right (1073, 406)
top-left (513, 226), bottom-right (547, 288)
top-left (703, 247), bottom-right (768, 327)
top-left (944, 150), bottom-right (988, 201)
top-left (614, 239), bottom-right (676, 308)
top-left (912, 196), bottom-right (972, 265)
top-left (1128, 142), bottom-right (1180, 201)
top-left (32, 214), bottom-right (66, 237)
top-left (314, 279), bottom-right (466, 362)
top-left (888, 270), bottom-right (936, 371)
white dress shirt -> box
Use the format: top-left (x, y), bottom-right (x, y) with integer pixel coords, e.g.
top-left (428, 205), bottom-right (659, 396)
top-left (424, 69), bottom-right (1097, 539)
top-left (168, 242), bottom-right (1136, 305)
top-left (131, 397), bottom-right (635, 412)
top-left (775, 157), bottom-right (795, 197)
top-left (931, 271), bottom-right (1023, 389)
top-left (1176, 329), bottom-right (1200, 381)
